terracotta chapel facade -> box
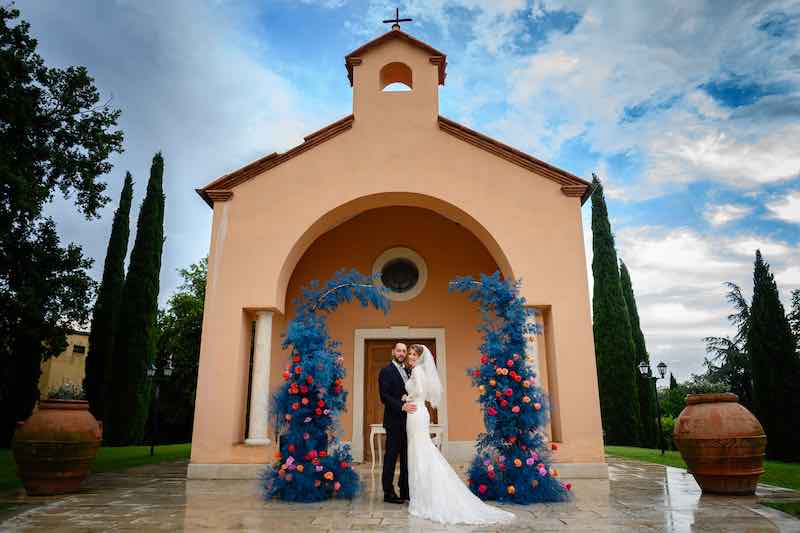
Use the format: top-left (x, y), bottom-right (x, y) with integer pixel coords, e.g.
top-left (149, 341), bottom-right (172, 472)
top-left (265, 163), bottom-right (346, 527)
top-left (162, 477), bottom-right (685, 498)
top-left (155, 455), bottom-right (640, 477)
top-left (189, 27), bottom-right (606, 479)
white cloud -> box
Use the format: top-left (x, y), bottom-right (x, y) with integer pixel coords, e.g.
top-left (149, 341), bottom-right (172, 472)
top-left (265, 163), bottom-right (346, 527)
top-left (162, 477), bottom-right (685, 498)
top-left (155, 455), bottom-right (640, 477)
top-left (25, 0), bottom-right (329, 305)
top-left (582, 221), bottom-right (800, 379)
top-left (766, 190), bottom-right (800, 224)
top-left (705, 203), bottom-right (753, 226)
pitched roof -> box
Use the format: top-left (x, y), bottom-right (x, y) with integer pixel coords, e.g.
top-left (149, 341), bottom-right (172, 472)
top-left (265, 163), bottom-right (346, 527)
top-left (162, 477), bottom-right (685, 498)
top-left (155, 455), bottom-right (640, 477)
top-left (344, 28), bottom-right (447, 86)
top-left (196, 115), bottom-right (354, 207)
top-left (438, 116), bottom-right (593, 204)
top-left (196, 115), bottom-right (593, 206)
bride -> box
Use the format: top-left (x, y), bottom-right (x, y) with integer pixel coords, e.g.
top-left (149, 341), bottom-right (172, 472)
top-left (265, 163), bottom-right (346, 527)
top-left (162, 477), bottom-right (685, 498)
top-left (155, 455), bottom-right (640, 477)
top-left (403, 344), bottom-right (515, 525)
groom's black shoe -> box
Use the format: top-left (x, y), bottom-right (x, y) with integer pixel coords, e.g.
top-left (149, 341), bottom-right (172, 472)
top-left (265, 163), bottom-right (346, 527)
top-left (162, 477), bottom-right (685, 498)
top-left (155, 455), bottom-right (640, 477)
top-left (383, 493), bottom-right (404, 504)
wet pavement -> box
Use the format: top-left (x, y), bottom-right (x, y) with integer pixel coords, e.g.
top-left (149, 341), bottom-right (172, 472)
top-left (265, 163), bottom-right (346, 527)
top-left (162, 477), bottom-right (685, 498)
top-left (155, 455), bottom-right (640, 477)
top-left (0, 457), bottom-right (798, 532)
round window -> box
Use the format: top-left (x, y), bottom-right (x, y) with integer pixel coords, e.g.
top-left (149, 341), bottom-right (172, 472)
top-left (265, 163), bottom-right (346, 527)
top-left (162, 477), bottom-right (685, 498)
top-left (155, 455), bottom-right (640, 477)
top-left (372, 247), bottom-right (427, 301)
top-left (381, 258), bottom-right (419, 293)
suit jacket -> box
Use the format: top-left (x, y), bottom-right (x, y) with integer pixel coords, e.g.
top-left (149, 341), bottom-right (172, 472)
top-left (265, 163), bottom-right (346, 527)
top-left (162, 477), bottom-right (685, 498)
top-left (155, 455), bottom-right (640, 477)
top-left (379, 362), bottom-right (408, 431)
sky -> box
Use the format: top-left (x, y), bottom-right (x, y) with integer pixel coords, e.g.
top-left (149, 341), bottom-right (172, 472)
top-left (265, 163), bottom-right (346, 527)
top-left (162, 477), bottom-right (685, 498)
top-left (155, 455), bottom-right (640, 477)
top-left (17, 0), bottom-right (800, 381)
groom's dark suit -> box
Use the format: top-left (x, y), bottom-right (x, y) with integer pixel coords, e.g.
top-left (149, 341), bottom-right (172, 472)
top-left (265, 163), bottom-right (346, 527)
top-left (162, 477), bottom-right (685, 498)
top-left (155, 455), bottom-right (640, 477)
top-left (378, 361), bottom-right (409, 499)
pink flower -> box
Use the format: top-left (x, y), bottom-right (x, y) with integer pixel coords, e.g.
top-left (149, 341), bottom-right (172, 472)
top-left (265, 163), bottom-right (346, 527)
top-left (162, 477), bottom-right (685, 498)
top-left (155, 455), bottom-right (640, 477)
top-left (526, 457), bottom-right (535, 466)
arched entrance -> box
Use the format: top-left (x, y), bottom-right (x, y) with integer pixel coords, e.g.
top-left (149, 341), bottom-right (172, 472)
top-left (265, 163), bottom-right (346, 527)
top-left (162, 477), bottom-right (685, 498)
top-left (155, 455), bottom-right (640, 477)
top-left (277, 204), bottom-right (503, 463)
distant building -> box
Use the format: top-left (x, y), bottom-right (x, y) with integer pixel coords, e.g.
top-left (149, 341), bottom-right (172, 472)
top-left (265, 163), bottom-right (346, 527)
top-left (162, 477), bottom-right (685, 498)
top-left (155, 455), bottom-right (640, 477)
top-left (38, 330), bottom-right (90, 399)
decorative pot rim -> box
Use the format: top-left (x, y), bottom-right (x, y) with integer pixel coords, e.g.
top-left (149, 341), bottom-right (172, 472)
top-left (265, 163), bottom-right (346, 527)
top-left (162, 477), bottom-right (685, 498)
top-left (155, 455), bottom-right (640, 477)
top-left (686, 393), bottom-right (738, 405)
top-left (37, 399), bottom-right (90, 411)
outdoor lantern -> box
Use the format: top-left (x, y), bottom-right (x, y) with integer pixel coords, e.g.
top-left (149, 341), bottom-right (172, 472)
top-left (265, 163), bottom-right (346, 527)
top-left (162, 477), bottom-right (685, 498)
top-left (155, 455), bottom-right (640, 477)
top-left (146, 363), bottom-right (156, 378)
top-left (164, 356), bottom-right (174, 377)
top-left (657, 361), bottom-right (667, 379)
top-left (638, 360), bottom-right (651, 377)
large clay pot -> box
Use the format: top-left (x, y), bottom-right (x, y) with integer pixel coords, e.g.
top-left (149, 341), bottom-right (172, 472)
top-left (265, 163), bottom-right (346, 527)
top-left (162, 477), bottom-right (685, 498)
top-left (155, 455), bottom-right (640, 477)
top-left (673, 393), bottom-right (766, 495)
top-left (12, 399), bottom-right (102, 495)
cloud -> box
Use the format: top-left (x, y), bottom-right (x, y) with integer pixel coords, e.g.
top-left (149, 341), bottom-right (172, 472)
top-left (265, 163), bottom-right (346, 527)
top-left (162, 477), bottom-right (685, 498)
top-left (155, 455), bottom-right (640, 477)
top-left (766, 189), bottom-right (800, 224)
top-left (23, 0), bottom-right (330, 305)
top-left (705, 203), bottom-right (753, 226)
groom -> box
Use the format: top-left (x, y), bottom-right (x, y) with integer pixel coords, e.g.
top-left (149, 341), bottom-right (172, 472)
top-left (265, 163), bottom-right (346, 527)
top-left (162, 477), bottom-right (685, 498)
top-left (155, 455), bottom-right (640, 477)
top-left (378, 342), bottom-right (417, 504)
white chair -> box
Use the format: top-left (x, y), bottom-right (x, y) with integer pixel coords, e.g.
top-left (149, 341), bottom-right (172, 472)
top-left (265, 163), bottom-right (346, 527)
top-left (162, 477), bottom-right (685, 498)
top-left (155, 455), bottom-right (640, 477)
top-left (370, 423), bottom-right (444, 472)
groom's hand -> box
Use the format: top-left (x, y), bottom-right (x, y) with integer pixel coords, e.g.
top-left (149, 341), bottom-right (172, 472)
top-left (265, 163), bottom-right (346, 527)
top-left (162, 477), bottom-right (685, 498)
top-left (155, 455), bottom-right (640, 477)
top-left (402, 402), bottom-right (417, 413)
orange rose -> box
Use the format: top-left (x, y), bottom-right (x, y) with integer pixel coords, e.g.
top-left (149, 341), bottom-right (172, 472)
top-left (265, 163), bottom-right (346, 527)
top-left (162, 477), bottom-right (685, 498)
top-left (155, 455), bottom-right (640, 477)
top-left (324, 471), bottom-right (334, 480)
top-left (507, 485), bottom-right (515, 495)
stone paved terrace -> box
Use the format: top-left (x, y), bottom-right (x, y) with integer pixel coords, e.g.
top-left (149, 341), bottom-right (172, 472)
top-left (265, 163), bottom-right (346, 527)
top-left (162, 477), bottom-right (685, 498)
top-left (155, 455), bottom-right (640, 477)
top-left (0, 458), bottom-right (798, 532)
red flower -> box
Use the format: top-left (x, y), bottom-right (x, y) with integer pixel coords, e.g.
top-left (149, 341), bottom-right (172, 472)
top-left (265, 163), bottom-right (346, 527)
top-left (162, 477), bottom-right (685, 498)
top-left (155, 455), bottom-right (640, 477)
top-left (315, 408), bottom-right (322, 416)
top-left (513, 374), bottom-right (522, 382)
top-left (334, 386), bottom-right (342, 394)
top-left (498, 463), bottom-right (506, 471)
top-left (294, 366), bottom-right (302, 374)
top-left (505, 388), bottom-right (513, 397)
top-left (500, 399), bottom-right (509, 408)
top-left (566, 482), bottom-right (573, 491)
top-left (480, 355), bottom-right (489, 364)
top-left (301, 398), bottom-right (309, 405)
top-left (487, 470), bottom-right (496, 479)
top-left (291, 402), bottom-right (300, 410)
top-left (473, 370), bottom-right (481, 378)
top-left (340, 461), bottom-right (349, 469)
top-left (300, 385), bottom-right (309, 394)
top-left (511, 405), bottom-right (520, 413)
top-left (282, 371), bottom-right (290, 380)
top-left (317, 400), bottom-right (325, 407)
top-left (319, 450), bottom-right (328, 457)
top-left (551, 443), bottom-right (559, 451)
top-left (293, 356), bottom-right (300, 363)
top-left (506, 359), bottom-right (514, 367)
top-left (287, 444), bottom-right (295, 452)
top-left (495, 390), bottom-right (502, 398)
top-left (487, 407), bottom-right (497, 416)
top-left (306, 375), bottom-right (314, 384)
top-left (478, 484), bottom-right (487, 494)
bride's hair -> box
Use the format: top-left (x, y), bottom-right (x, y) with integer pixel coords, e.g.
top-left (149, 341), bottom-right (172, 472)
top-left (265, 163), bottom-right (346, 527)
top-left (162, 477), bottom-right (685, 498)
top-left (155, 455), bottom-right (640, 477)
top-left (409, 344), bottom-right (424, 357)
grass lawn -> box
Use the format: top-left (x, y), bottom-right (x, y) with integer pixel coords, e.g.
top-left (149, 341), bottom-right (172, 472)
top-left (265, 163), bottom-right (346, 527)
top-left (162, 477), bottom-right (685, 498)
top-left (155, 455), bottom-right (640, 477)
top-left (605, 446), bottom-right (800, 492)
top-left (762, 500), bottom-right (800, 519)
top-left (0, 443), bottom-right (190, 492)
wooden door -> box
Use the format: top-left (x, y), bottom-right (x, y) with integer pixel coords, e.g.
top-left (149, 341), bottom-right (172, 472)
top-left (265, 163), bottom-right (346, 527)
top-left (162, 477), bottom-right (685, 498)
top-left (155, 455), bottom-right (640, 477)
top-left (363, 339), bottom-right (437, 461)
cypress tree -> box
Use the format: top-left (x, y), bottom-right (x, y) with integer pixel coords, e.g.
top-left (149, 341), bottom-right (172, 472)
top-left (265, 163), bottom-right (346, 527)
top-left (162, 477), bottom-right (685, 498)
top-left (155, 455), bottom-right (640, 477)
top-left (669, 373), bottom-right (678, 390)
top-left (590, 176), bottom-right (641, 445)
top-left (746, 251), bottom-right (800, 460)
top-left (84, 173), bottom-right (133, 419)
top-left (104, 153), bottom-right (165, 445)
top-left (620, 260), bottom-right (657, 448)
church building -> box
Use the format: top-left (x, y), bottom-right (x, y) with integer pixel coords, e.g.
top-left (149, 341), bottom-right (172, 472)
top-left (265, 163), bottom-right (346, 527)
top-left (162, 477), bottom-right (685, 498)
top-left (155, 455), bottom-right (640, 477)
top-left (189, 26), bottom-right (606, 479)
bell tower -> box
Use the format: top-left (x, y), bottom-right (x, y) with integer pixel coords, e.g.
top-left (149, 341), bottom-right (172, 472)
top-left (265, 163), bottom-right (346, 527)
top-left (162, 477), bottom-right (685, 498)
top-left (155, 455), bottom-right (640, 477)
top-left (345, 26), bottom-right (447, 129)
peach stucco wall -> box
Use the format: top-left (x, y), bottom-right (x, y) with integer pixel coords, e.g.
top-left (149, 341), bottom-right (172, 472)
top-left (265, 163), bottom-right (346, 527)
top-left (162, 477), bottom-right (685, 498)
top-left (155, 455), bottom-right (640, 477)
top-left (190, 34), bottom-right (603, 466)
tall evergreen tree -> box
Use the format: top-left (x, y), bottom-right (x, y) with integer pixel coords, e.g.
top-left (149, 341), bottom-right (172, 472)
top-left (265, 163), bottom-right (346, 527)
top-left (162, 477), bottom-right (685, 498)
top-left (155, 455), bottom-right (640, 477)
top-left (104, 154), bottom-right (165, 445)
top-left (619, 260), bottom-right (656, 447)
top-left (746, 251), bottom-right (800, 461)
top-left (0, 6), bottom-right (123, 445)
top-left (669, 373), bottom-right (678, 390)
top-left (702, 282), bottom-right (753, 410)
top-left (84, 173), bottom-right (133, 419)
top-left (590, 176), bottom-right (641, 445)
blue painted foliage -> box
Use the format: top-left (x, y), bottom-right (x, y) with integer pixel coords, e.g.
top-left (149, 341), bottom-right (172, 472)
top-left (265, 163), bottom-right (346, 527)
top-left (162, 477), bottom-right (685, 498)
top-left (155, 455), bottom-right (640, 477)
top-left (450, 272), bottom-right (571, 503)
top-left (261, 269), bottom-right (389, 502)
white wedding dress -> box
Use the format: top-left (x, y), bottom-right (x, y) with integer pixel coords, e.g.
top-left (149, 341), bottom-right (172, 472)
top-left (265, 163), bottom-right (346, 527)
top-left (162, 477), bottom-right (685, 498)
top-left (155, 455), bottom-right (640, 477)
top-left (404, 346), bottom-right (515, 525)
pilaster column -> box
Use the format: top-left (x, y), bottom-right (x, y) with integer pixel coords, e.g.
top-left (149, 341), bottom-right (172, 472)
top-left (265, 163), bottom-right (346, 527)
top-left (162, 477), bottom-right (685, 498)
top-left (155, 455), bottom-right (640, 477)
top-left (245, 310), bottom-right (273, 445)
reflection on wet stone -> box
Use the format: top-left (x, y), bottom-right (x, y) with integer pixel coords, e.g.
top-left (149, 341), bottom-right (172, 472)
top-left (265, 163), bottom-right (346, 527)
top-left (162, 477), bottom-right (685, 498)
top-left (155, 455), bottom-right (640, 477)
top-left (0, 458), bottom-right (798, 531)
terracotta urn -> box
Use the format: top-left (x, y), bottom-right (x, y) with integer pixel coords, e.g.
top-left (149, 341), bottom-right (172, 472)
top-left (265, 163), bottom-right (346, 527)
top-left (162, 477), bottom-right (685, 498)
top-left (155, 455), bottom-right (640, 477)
top-left (12, 399), bottom-right (102, 495)
top-left (673, 393), bottom-right (766, 495)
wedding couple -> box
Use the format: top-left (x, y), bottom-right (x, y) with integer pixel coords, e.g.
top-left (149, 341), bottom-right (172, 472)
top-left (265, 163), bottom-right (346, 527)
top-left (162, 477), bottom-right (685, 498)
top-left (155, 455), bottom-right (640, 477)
top-left (378, 342), bottom-right (515, 525)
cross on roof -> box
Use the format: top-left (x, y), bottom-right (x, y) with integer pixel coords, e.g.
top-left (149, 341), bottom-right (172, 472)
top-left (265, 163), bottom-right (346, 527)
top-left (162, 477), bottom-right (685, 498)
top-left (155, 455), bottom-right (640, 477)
top-left (382, 8), bottom-right (412, 30)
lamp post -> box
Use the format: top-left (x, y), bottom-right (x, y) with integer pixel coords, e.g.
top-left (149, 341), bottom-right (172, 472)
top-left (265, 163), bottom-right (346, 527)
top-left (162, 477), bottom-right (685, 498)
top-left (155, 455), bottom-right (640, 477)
top-left (639, 360), bottom-right (668, 455)
top-left (147, 357), bottom-right (174, 457)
